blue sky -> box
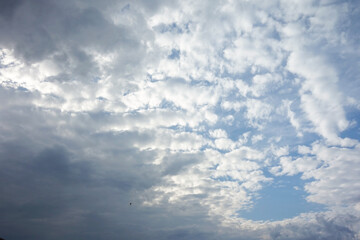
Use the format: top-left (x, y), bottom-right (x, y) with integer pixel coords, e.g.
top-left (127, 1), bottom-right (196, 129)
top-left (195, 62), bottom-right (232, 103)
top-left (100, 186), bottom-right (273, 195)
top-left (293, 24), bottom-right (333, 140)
top-left (0, 0), bottom-right (360, 239)
top-left (239, 174), bottom-right (326, 221)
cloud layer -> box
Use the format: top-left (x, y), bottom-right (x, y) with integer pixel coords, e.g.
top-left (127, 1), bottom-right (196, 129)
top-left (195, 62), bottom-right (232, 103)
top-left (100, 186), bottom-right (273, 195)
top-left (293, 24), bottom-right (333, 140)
top-left (1, 0), bottom-right (360, 239)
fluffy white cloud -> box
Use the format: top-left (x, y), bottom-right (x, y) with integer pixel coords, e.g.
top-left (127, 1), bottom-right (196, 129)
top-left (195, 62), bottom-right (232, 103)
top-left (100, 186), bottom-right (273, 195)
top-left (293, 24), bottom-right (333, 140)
top-left (287, 51), bottom-right (351, 145)
top-left (305, 142), bottom-right (360, 208)
top-left (209, 129), bottom-right (228, 139)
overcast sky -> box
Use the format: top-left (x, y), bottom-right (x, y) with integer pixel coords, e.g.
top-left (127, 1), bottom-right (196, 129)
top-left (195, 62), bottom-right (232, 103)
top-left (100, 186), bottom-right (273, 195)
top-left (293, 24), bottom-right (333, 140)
top-left (1, 0), bottom-right (360, 239)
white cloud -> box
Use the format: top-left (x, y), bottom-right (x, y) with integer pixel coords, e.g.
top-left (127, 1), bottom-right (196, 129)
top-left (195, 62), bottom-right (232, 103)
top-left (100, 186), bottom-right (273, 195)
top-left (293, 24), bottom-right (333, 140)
top-left (209, 129), bottom-right (228, 139)
top-left (283, 100), bottom-right (303, 136)
top-left (146, 146), bottom-right (270, 220)
top-left (304, 142), bottom-right (360, 209)
top-left (251, 134), bottom-right (263, 144)
top-left (244, 99), bottom-right (273, 129)
top-left (270, 156), bottom-right (319, 177)
top-left (251, 73), bottom-right (282, 97)
top-left (271, 145), bottom-right (289, 157)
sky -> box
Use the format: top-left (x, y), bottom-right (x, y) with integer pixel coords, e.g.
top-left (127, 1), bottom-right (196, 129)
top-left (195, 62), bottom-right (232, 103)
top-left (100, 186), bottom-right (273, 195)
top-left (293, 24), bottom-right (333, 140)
top-left (0, 0), bottom-right (360, 239)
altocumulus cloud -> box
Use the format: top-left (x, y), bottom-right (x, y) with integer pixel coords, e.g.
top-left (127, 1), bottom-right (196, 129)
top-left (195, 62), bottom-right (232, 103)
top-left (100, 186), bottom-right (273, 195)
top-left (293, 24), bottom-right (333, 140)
top-left (1, 0), bottom-right (360, 239)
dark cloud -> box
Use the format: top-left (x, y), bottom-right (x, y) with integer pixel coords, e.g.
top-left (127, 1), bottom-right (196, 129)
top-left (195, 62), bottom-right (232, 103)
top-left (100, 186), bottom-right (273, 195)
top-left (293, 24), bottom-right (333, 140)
top-left (0, 136), bottom-right (358, 239)
top-left (0, 0), bottom-right (22, 20)
top-left (0, 88), bottom-right (166, 239)
top-left (0, 0), bottom-right (149, 84)
top-left (269, 215), bottom-right (358, 240)
top-left (0, 141), bottom-right (158, 239)
top-left (161, 152), bottom-right (203, 176)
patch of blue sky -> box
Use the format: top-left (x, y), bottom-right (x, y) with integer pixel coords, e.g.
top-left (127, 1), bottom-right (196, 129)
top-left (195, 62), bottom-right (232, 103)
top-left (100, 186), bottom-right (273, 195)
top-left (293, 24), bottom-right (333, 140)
top-left (158, 99), bottom-right (181, 110)
top-left (96, 96), bottom-right (107, 101)
top-left (238, 173), bottom-right (326, 221)
top-left (226, 124), bottom-right (253, 142)
top-left (153, 22), bottom-right (184, 34)
top-left (92, 76), bottom-right (101, 83)
top-left (145, 73), bottom-right (163, 83)
top-left (188, 77), bottom-right (213, 86)
top-left (168, 48), bottom-right (180, 60)
top-left (236, 149), bottom-right (326, 221)
top-left (16, 86), bottom-right (30, 92)
top-left (262, 118), bottom-right (319, 146)
top-left (208, 163), bottom-right (219, 171)
top-left (340, 108), bottom-right (360, 140)
top-left (210, 107), bottom-right (252, 141)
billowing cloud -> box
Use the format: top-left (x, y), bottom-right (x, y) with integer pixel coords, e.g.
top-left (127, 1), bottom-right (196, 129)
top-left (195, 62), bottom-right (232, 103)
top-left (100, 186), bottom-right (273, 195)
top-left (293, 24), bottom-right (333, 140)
top-left (1, 0), bottom-right (360, 239)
